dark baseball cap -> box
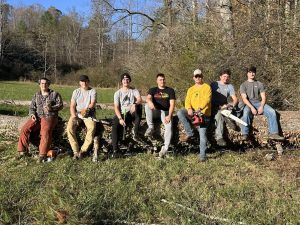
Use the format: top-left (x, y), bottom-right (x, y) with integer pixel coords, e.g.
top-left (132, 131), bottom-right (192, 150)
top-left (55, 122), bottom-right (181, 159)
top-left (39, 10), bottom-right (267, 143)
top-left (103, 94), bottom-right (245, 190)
top-left (120, 73), bottom-right (131, 82)
top-left (79, 75), bottom-right (89, 81)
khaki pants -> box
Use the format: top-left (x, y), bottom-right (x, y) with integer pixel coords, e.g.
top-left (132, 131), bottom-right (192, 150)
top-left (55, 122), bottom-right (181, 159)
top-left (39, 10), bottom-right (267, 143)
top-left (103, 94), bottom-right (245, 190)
top-left (67, 117), bottom-right (96, 153)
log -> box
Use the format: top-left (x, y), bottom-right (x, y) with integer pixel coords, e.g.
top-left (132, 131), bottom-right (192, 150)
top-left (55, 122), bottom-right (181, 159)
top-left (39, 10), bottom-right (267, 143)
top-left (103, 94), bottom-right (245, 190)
top-left (0, 111), bottom-right (299, 157)
top-left (223, 111), bottom-right (300, 147)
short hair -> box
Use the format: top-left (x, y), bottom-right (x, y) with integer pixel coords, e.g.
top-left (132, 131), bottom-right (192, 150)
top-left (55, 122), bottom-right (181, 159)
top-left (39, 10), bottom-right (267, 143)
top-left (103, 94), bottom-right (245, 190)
top-left (156, 73), bottom-right (165, 79)
top-left (120, 72), bottom-right (131, 82)
top-left (247, 66), bottom-right (256, 73)
top-left (38, 77), bottom-right (51, 85)
top-left (219, 68), bottom-right (231, 76)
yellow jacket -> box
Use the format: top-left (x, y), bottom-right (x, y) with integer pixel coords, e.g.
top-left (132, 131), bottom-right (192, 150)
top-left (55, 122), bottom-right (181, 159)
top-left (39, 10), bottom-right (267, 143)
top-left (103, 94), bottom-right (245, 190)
top-left (185, 83), bottom-right (212, 116)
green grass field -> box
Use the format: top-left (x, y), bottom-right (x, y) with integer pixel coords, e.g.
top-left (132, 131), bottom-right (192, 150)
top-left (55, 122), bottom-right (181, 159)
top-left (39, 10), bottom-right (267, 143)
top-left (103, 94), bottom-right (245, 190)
top-left (0, 81), bottom-right (116, 119)
top-left (0, 136), bottom-right (299, 224)
top-left (0, 103), bottom-right (115, 120)
top-left (0, 81), bottom-right (299, 224)
top-left (0, 81), bottom-right (115, 103)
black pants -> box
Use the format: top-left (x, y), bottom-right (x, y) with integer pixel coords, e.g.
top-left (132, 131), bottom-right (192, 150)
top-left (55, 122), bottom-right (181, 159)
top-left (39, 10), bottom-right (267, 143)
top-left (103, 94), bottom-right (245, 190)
top-left (111, 106), bottom-right (142, 151)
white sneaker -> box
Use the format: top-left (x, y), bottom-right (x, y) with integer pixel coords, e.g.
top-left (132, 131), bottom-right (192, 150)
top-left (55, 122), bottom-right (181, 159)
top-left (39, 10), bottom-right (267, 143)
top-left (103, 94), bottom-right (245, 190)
top-left (158, 146), bottom-right (168, 158)
top-left (92, 153), bottom-right (98, 162)
top-left (145, 128), bottom-right (154, 137)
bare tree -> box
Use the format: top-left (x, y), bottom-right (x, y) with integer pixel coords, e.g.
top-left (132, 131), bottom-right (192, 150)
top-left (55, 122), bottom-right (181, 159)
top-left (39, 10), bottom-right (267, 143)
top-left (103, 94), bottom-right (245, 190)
top-left (0, 0), bottom-right (7, 62)
top-left (0, 1), bottom-right (3, 62)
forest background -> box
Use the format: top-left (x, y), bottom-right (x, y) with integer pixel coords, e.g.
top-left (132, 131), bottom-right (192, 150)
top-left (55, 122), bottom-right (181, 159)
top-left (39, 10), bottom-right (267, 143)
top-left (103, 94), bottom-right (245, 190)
top-left (0, 0), bottom-right (299, 109)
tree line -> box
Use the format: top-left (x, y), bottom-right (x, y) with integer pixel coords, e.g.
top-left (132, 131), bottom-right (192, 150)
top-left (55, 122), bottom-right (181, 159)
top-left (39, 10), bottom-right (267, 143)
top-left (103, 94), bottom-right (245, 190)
top-left (0, 0), bottom-right (299, 110)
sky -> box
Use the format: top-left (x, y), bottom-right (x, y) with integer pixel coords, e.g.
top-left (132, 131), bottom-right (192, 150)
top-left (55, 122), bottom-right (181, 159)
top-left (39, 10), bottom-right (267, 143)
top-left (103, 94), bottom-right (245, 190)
top-left (6, 0), bottom-right (160, 39)
top-left (6, 0), bottom-right (91, 15)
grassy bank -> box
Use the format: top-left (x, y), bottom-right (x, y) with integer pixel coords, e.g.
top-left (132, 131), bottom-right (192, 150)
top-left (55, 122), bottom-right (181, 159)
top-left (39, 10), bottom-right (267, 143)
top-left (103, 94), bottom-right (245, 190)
top-left (0, 135), bottom-right (299, 224)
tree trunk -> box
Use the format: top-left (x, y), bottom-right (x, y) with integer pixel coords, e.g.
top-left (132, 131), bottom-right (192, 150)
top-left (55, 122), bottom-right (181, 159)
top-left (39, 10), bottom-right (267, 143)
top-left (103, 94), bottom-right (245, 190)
top-left (264, 0), bottom-right (270, 70)
top-left (127, 13), bottom-right (132, 56)
top-left (218, 0), bottom-right (234, 43)
top-left (192, 0), bottom-right (199, 27)
top-left (164, 0), bottom-right (173, 27)
top-left (54, 47), bottom-right (57, 82)
top-left (2, 111), bottom-right (300, 149)
top-left (277, 2), bottom-right (283, 87)
top-left (43, 41), bottom-right (48, 77)
top-left (294, 0), bottom-right (298, 28)
top-left (0, 1), bottom-right (3, 62)
top-left (192, 0), bottom-right (199, 49)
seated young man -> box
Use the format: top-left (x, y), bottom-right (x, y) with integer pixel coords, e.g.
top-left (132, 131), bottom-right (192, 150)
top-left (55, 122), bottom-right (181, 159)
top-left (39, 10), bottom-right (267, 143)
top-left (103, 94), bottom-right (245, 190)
top-left (145, 73), bottom-right (176, 158)
top-left (111, 73), bottom-right (142, 156)
top-left (211, 68), bottom-right (238, 146)
top-left (240, 66), bottom-right (284, 141)
top-left (67, 75), bottom-right (97, 159)
top-left (17, 77), bottom-right (63, 162)
top-left (177, 69), bottom-right (211, 162)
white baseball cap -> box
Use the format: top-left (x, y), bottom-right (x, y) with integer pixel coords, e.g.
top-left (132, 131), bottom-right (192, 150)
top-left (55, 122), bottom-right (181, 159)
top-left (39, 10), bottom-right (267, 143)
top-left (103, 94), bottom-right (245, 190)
top-left (193, 69), bottom-right (202, 76)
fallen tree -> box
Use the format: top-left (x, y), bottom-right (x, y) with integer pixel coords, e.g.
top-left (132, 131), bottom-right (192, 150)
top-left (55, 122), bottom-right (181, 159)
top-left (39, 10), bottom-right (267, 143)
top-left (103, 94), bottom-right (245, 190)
top-left (1, 111), bottom-right (299, 157)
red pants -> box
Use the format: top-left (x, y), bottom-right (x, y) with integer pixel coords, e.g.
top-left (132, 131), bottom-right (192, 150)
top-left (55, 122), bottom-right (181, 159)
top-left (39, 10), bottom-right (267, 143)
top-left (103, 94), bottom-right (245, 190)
top-left (17, 117), bottom-right (58, 156)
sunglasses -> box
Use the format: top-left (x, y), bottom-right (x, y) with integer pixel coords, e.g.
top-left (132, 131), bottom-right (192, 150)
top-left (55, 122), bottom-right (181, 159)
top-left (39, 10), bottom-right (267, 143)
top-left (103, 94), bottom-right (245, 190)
top-left (194, 75), bottom-right (203, 78)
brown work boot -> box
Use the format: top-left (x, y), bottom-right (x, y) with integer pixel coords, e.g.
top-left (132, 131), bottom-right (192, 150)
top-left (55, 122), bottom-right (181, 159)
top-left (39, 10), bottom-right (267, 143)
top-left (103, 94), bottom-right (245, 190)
top-left (15, 151), bottom-right (28, 160)
top-left (199, 158), bottom-right (207, 163)
top-left (73, 151), bottom-right (81, 160)
top-left (37, 155), bottom-right (47, 163)
top-left (269, 133), bottom-right (285, 141)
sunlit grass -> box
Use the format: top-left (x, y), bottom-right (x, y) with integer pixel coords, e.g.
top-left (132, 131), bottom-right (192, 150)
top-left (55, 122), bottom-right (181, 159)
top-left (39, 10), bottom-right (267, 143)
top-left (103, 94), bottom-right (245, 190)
top-left (0, 104), bottom-right (114, 120)
top-left (0, 138), bottom-right (299, 224)
top-left (0, 81), bottom-right (115, 103)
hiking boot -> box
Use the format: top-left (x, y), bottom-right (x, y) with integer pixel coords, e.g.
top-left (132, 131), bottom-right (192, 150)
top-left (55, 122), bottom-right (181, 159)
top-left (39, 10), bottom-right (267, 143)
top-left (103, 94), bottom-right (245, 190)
top-left (180, 134), bottom-right (193, 142)
top-left (15, 151), bottom-right (27, 160)
top-left (268, 133), bottom-right (285, 141)
top-left (78, 151), bottom-right (83, 159)
top-left (199, 158), bottom-right (207, 162)
top-left (216, 138), bottom-right (227, 147)
top-left (145, 128), bottom-right (154, 137)
top-left (241, 134), bottom-right (249, 141)
top-left (37, 155), bottom-right (47, 163)
top-left (265, 153), bottom-right (275, 161)
top-left (132, 134), bottom-right (141, 142)
top-left (73, 152), bottom-right (80, 160)
top-left (111, 150), bottom-right (121, 158)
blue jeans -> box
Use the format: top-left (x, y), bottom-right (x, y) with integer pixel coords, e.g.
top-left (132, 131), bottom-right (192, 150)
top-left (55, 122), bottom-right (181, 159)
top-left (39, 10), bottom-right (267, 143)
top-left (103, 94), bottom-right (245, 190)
top-left (241, 102), bottom-right (279, 135)
top-left (145, 104), bottom-right (172, 151)
top-left (177, 108), bottom-right (209, 160)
